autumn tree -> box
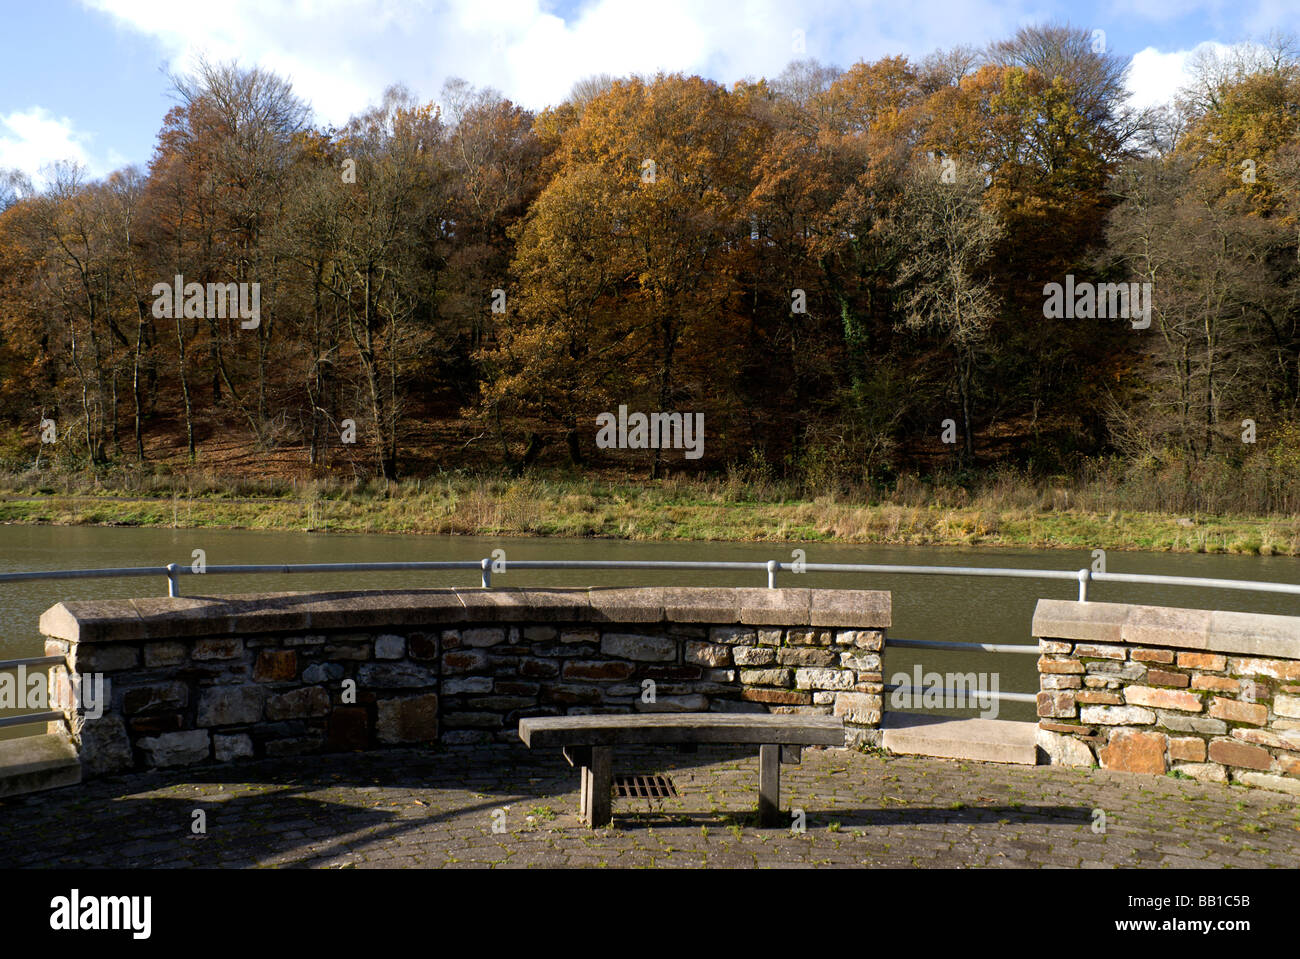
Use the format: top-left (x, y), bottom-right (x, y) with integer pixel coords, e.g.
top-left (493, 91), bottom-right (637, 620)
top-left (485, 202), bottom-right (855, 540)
top-left (273, 134), bottom-right (348, 467)
top-left (1104, 48), bottom-right (1300, 461)
top-left (884, 161), bottom-right (1003, 463)
top-left (486, 74), bottom-right (761, 476)
top-left (21, 164), bottom-right (126, 464)
top-left (921, 62), bottom-right (1125, 463)
top-left (163, 58), bottom-right (313, 442)
top-left (438, 79), bottom-right (546, 359)
top-left (326, 86), bottom-right (448, 479)
top-left (476, 164), bottom-right (631, 468)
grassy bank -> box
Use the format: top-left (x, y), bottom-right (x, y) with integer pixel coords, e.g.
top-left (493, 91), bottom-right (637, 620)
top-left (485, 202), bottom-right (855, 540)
top-left (2, 471), bottom-right (1299, 554)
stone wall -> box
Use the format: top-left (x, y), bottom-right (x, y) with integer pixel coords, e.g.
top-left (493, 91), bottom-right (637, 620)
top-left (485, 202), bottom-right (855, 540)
top-left (1033, 599), bottom-right (1300, 795)
top-left (39, 587), bottom-right (889, 777)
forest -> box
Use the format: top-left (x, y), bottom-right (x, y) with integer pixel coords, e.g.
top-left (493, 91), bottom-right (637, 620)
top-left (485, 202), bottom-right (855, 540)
top-left (2, 23), bottom-right (1299, 519)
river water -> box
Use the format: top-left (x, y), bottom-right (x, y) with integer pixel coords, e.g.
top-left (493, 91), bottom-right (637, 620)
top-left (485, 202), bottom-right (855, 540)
top-left (2, 525), bottom-right (1298, 729)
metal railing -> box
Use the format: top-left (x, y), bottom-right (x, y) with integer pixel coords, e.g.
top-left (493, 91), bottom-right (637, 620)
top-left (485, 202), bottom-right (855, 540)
top-left (881, 640), bottom-right (1043, 708)
top-left (0, 655), bottom-right (69, 732)
top-left (882, 684), bottom-right (1039, 705)
top-left (0, 710), bottom-right (64, 731)
top-left (4, 556), bottom-right (1298, 731)
top-left (2, 557), bottom-right (1299, 601)
top-left (884, 638), bottom-right (1040, 654)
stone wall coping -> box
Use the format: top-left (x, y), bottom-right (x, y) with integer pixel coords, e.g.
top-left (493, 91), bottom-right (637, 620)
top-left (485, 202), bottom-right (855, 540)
top-left (40, 586), bottom-right (891, 644)
top-left (1032, 598), bottom-right (1300, 659)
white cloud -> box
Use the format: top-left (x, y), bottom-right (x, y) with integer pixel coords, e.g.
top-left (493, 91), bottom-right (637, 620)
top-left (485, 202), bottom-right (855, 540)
top-left (78, 0), bottom-right (1299, 172)
top-left (1125, 40), bottom-right (1243, 111)
top-left (82, 0), bottom-right (409, 125)
top-left (82, 0), bottom-right (1035, 126)
top-left (0, 107), bottom-right (100, 185)
top-left (1112, 0), bottom-right (1227, 18)
top-left (1126, 47), bottom-right (1195, 110)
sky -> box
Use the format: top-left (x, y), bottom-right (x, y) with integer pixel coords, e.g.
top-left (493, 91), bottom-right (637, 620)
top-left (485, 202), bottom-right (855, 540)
top-left (1, 0), bottom-right (1297, 186)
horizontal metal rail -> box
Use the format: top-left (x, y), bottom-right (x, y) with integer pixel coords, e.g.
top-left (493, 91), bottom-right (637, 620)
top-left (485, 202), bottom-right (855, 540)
top-left (0, 655), bottom-right (66, 671)
top-left (886, 638), bottom-right (1040, 654)
top-left (0, 658), bottom-right (69, 733)
top-left (0, 557), bottom-right (1297, 603)
top-left (0, 711), bottom-right (64, 730)
top-left (800, 563), bottom-right (1081, 580)
top-left (0, 566), bottom-right (172, 582)
top-left (883, 683), bottom-right (1038, 704)
top-left (1090, 570), bottom-right (1300, 596)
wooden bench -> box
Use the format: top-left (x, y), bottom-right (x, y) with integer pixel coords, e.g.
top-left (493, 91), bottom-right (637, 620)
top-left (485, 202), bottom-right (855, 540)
top-left (517, 714), bottom-right (845, 828)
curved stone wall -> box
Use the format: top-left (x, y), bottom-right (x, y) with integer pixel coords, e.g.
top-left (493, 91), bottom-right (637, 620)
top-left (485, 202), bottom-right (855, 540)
top-left (39, 587), bottom-right (890, 777)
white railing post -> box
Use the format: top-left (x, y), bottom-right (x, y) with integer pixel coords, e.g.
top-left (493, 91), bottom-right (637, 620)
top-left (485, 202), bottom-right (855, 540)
top-left (1077, 568), bottom-right (1090, 602)
top-left (766, 560), bottom-right (778, 589)
top-left (166, 563), bottom-right (180, 598)
top-left (480, 557), bottom-right (492, 588)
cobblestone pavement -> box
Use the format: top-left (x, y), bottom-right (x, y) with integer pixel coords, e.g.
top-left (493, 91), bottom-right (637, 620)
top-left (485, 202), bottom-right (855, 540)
top-left (1, 745), bottom-right (1297, 868)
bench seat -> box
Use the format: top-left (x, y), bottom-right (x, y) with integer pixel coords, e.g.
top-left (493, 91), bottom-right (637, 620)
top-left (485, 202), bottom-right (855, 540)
top-left (518, 713), bottom-right (845, 828)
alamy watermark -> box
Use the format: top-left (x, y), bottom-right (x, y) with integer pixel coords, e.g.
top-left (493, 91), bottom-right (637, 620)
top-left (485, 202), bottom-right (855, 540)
top-left (1042, 275), bottom-right (1151, 329)
top-left (595, 405), bottom-right (704, 460)
top-left (151, 274), bottom-right (261, 329)
top-left (0, 666), bottom-right (103, 718)
top-left (888, 665), bottom-right (1000, 719)
top-left (50, 889), bottom-right (151, 939)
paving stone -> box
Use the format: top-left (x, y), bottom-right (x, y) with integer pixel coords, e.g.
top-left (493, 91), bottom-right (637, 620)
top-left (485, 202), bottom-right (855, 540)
top-left (3, 741), bottom-right (1296, 870)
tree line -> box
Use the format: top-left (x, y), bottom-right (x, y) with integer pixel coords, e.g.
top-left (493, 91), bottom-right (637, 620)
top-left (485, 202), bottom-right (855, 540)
top-left (1, 23), bottom-right (1298, 494)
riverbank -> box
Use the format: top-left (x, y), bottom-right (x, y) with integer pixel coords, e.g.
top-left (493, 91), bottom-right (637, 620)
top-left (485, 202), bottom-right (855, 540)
top-left (1, 472), bottom-right (1297, 554)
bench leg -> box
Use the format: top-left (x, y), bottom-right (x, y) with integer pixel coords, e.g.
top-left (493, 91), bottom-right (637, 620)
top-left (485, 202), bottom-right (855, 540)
top-left (579, 743), bottom-right (613, 826)
top-left (579, 762), bottom-right (590, 821)
top-left (580, 746), bottom-right (613, 827)
top-left (758, 744), bottom-right (781, 827)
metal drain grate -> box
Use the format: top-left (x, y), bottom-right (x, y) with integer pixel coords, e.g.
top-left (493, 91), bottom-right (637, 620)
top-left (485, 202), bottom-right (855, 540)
top-left (613, 774), bottom-right (678, 799)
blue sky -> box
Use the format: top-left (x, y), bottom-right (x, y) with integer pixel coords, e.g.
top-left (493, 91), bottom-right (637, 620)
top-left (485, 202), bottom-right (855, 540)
top-left (2, 0), bottom-right (1297, 185)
